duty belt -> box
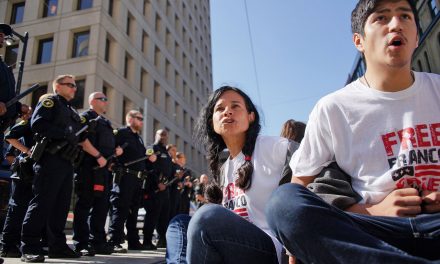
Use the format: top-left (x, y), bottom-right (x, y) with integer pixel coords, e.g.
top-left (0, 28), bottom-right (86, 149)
top-left (124, 168), bottom-right (146, 179)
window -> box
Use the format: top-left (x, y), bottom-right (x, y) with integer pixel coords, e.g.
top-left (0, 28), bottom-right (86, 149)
top-left (108, 0), bottom-right (114, 16)
top-left (43, 0), bottom-right (58, 17)
top-left (154, 82), bottom-right (160, 105)
top-left (77, 0), bottom-right (93, 10)
top-left (424, 52), bottom-right (432, 72)
top-left (72, 31), bottom-right (89, 58)
top-left (105, 38), bottom-right (110, 62)
top-left (430, 0), bottom-right (439, 16)
top-left (4, 44), bottom-right (18, 67)
top-left (36, 37), bottom-right (53, 64)
top-left (417, 60), bottom-right (423, 72)
top-left (31, 84), bottom-right (48, 109)
top-left (142, 31), bottom-right (149, 56)
top-left (70, 79), bottom-right (85, 109)
top-left (10, 2), bottom-right (25, 24)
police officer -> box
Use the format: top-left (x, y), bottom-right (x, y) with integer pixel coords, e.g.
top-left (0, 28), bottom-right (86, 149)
top-left (72, 92), bottom-right (122, 256)
top-left (0, 108), bottom-right (34, 258)
top-left (166, 144), bottom-right (183, 220)
top-left (108, 110), bottom-right (156, 253)
top-left (143, 129), bottom-right (173, 249)
top-left (20, 75), bottom-right (87, 262)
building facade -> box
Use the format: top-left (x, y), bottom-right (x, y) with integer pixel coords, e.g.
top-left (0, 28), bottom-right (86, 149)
top-left (0, 0), bottom-right (212, 175)
top-left (347, 0), bottom-right (440, 83)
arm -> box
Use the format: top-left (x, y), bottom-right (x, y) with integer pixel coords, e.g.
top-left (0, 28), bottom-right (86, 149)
top-left (291, 175), bottom-right (317, 186)
top-left (5, 138), bottom-right (31, 155)
top-left (80, 139), bottom-right (107, 168)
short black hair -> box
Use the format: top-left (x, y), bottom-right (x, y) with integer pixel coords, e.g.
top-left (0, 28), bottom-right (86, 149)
top-left (351, 0), bottom-right (419, 35)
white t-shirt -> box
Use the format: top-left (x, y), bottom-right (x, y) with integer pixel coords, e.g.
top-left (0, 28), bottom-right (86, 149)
top-left (291, 72), bottom-right (440, 204)
top-left (221, 135), bottom-right (289, 263)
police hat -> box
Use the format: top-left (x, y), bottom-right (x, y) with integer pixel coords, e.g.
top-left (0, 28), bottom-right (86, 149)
top-left (0, 24), bottom-right (12, 36)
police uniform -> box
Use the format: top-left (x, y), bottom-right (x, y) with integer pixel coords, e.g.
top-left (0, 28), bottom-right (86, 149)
top-left (178, 168), bottom-right (194, 215)
top-left (72, 109), bottom-right (115, 255)
top-left (0, 120), bottom-right (34, 257)
top-left (108, 127), bottom-right (148, 250)
top-left (0, 55), bottom-right (20, 133)
top-left (168, 162), bottom-right (182, 220)
top-left (143, 142), bottom-right (172, 248)
top-left (20, 94), bottom-right (83, 260)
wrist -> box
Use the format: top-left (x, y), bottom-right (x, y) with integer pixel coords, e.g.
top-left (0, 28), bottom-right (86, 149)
top-left (94, 153), bottom-right (102, 159)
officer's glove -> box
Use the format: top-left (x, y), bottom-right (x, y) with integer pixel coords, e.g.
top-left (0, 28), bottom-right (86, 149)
top-left (64, 126), bottom-right (79, 145)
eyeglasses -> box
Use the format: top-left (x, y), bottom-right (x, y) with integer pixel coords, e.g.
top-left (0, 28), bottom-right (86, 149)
top-left (133, 116), bottom-right (144, 121)
top-left (59, 83), bottom-right (77, 89)
top-left (94, 97), bottom-right (108, 102)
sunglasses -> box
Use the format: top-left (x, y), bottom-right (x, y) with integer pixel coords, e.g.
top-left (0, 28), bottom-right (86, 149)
top-left (59, 83), bottom-right (77, 89)
top-left (133, 116), bottom-right (144, 121)
top-left (94, 97), bottom-right (108, 102)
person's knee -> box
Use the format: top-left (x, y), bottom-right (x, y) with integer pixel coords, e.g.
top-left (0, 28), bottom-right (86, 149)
top-left (187, 204), bottom-right (224, 238)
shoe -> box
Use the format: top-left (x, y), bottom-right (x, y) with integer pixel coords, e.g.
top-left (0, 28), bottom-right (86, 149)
top-left (48, 246), bottom-right (81, 258)
top-left (143, 241), bottom-right (157, 250)
top-left (127, 241), bottom-right (145, 250)
top-left (156, 239), bottom-right (167, 248)
top-left (112, 244), bottom-right (127, 254)
top-left (0, 257), bottom-right (3, 264)
top-left (91, 243), bottom-right (113, 255)
top-left (1, 246), bottom-right (21, 258)
top-left (20, 253), bottom-right (45, 263)
top-left (74, 245), bottom-right (95, 257)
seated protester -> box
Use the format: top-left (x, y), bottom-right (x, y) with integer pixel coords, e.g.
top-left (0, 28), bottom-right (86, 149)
top-left (266, 1), bottom-right (440, 263)
top-left (166, 86), bottom-right (298, 264)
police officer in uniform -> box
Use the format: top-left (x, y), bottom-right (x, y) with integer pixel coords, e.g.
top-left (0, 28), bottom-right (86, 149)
top-left (143, 129), bottom-right (173, 249)
top-left (20, 75), bottom-right (86, 262)
top-left (108, 110), bottom-right (156, 253)
top-left (72, 92), bottom-right (122, 256)
top-left (0, 108), bottom-right (33, 258)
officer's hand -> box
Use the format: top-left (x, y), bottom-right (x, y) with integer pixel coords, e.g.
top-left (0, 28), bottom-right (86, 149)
top-left (96, 156), bottom-right (107, 168)
top-left (148, 154), bottom-right (157, 162)
top-left (421, 190), bottom-right (440, 213)
top-left (0, 102), bottom-right (7, 116)
top-left (158, 182), bottom-right (166, 191)
top-left (115, 146), bottom-right (123, 156)
top-left (176, 170), bottom-right (184, 179)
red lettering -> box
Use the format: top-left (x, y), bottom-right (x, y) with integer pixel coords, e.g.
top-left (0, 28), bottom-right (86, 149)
top-left (397, 127), bottom-right (416, 150)
top-left (430, 178), bottom-right (440, 191)
top-left (430, 123), bottom-right (440, 147)
top-left (416, 124), bottom-right (431, 147)
top-left (382, 132), bottom-right (398, 156)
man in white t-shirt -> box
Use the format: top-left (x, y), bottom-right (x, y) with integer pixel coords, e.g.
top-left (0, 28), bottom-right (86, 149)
top-left (266, 0), bottom-right (440, 263)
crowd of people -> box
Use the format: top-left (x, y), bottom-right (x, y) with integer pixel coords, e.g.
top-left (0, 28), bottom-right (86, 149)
top-left (1, 0), bottom-right (440, 263)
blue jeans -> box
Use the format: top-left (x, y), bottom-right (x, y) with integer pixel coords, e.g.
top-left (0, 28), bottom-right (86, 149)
top-left (166, 214), bottom-right (191, 264)
top-left (186, 204), bottom-right (278, 264)
top-left (266, 184), bottom-right (440, 264)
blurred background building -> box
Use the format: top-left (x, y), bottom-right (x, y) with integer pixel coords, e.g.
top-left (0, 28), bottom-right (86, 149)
top-left (0, 0), bottom-right (213, 175)
top-left (346, 0), bottom-right (440, 83)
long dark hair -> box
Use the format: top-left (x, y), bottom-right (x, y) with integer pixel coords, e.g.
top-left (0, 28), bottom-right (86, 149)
top-left (194, 86), bottom-right (261, 191)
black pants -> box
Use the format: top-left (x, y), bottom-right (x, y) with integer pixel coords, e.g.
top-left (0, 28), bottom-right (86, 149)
top-left (143, 190), bottom-right (169, 242)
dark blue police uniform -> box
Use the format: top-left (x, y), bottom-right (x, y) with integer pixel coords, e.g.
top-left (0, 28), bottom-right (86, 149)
top-left (108, 127), bottom-right (148, 250)
top-left (72, 109), bottom-right (115, 255)
top-left (20, 94), bottom-right (83, 260)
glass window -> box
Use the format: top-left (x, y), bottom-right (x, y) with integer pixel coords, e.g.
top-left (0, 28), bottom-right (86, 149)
top-left (430, 0), bottom-right (439, 16)
top-left (72, 31), bottom-right (89, 58)
top-left (37, 38), bottom-right (53, 64)
top-left (77, 0), bottom-right (93, 10)
top-left (4, 44), bottom-right (18, 67)
top-left (108, 0), bottom-right (114, 16)
top-left (43, 0), bottom-right (58, 17)
top-left (31, 85), bottom-right (48, 109)
top-left (10, 2), bottom-right (25, 24)
top-left (70, 79), bottom-right (85, 109)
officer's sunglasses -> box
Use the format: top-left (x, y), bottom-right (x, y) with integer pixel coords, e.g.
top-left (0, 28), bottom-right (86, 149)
top-left (94, 97), bottom-right (108, 102)
top-left (59, 83), bottom-right (77, 89)
top-left (133, 116), bottom-right (144, 121)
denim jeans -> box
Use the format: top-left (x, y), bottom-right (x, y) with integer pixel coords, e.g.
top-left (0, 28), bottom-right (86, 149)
top-left (265, 183), bottom-right (440, 264)
top-left (186, 204), bottom-right (278, 264)
top-left (166, 214), bottom-right (191, 264)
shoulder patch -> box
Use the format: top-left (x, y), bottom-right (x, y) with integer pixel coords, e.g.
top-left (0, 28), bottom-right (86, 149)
top-left (80, 116), bottom-right (87, 124)
top-left (113, 129), bottom-right (118, 135)
top-left (42, 98), bottom-right (54, 108)
top-left (19, 120), bottom-right (28, 125)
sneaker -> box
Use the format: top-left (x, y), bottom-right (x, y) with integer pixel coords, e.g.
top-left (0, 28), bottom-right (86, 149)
top-left (91, 243), bottom-right (113, 255)
top-left (112, 244), bottom-right (127, 254)
top-left (20, 253), bottom-right (45, 263)
top-left (48, 246), bottom-right (81, 258)
top-left (74, 245), bottom-right (95, 257)
top-left (143, 241), bottom-right (157, 250)
top-left (156, 239), bottom-right (167, 248)
top-left (1, 246), bottom-right (21, 258)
